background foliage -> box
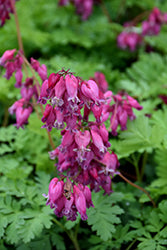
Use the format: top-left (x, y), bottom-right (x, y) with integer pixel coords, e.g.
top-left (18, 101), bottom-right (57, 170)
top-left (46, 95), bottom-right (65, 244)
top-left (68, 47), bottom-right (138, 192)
top-left (1, 0), bottom-right (167, 249)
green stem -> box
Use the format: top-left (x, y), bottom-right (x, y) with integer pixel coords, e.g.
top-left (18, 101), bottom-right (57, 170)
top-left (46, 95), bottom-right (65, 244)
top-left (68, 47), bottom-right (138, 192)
top-left (100, 0), bottom-right (112, 22)
top-left (52, 218), bottom-right (67, 232)
top-left (52, 218), bottom-right (80, 250)
top-left (10, 0), bottom-right (28, 77)
top-left (10, 3), bottom-right (55, 150)
top-left (75, 219), bottom-right (80, 239)
top-left (125, 238), bottom-right (137, 250)
top-left (116, 0), bottom-right (126, 21)
top-left (140, 151), bottom-right (148, 181)
top-left (69, 231), bottom-right (81, 250)
top-left (2, 106), bottom-right (9, 127)
top-left (131, 154), bottom-right (141, 182)
top-left (10, 0), bottom-right (24, 52)
top-left (18, 51), bottom-right (55, 150)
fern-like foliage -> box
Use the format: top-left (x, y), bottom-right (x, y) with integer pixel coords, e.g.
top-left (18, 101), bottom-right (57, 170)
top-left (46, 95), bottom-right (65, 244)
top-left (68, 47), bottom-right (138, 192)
top-left (87, 191), bottom-right (124, 241)
top-left (0, 125), bottom-right (62, 245)
top-left (117, 53), bottom-right (167, 102)
top-left (111, 115), bottom-right (164, 158)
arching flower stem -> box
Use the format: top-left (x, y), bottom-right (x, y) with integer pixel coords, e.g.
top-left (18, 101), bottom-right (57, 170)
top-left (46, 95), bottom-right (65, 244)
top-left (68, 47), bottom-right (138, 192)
top-left (118, 172), bottom-right (156, 208)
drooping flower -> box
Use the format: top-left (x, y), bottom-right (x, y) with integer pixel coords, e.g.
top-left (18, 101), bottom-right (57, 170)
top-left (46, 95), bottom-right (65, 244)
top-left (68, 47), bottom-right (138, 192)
top-left (41, 104), bottom-right (56, 131)
top-left (91, 128), bottom-right (106, 153)
top-left (117, 31), bottom-right (143, 51)
top-left (65, 74), bottom-right (79, 102)
top-left (0, 49), bottom-right (16, 65)
top-left (45, 178), bottom-right (94, 221)
top-left (73, 184), bottom-right (87, 220)
top-left (81, 80), bottom-right (99, 103)
top-left (0, 0), bottom-right (15, 26)
top-left (47, 178), bottom-right (64, 207)
top-left (58, 0), bottom-right (99, 20)
top-left (30, 58), bottom-right (47, 81)
top-left (15, 105), bottom-right (33, 128)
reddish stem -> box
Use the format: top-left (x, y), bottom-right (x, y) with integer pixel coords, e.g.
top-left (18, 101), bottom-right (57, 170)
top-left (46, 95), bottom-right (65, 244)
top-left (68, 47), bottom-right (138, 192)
top-left (10, 0), bottom-right (24, 53)
top-left (118, 172), bottom-right (156, 208)
top-left (131, 10), bottom-right (151, 26)
top-left (100, 0), bottom-right (112, 22)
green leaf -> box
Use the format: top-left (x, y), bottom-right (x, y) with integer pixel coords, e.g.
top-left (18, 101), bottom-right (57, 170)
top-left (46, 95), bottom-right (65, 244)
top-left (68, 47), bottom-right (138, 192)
top-left (113, 115), bottom-right (159, 158)
top-left (146, 210), bottom-right (163, 233)
top-left (0, 215), bottom-right (8, 238)
top-left (50, 231), bottom-right (66, 250)
top-left (35, 171), bottom-right (51, 194)
top-left (154, 149), bottom-right (167, 183)
top-left (87, 191), bottom-right (124, 241)
top-left (159, 201), bottom-right (167, 223)
top-left (18, 210), bottom-right (52, 243)
top-left (159, 226), bottom-right (167, 238)
top-left (117, 53), bottom-right (167, 100)
top-left (138, 239), bottom-right (157, 250)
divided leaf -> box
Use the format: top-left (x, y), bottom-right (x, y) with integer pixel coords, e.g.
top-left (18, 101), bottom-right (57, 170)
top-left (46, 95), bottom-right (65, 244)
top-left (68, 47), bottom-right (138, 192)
top-left (87, 191), bottom-right (124, 241)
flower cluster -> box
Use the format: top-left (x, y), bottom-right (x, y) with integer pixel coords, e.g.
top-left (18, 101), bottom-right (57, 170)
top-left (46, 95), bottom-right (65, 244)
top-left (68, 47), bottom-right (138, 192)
top-left (40, 70), bottom-right (142, 220)
top-left (89, 73), bottom-right (143, 135)
top-left (59, 0), bottom-right (100, 20)
top-left (117, 30), bottom-right (142, 51)
top-left (0, 0), bottom-right (16, 26)
top-left (0, 49), bottom-right (47, 128)
top-left (107, 92), bottom-right (143, 135)
top-left (117, 7), bottom-right (167, 51)
top-left (1, 46), bottom-right (143, 221)
top-left (45, 178), bottom-right (94, 221)
top-left (142, 7), bottom-right (167, 36)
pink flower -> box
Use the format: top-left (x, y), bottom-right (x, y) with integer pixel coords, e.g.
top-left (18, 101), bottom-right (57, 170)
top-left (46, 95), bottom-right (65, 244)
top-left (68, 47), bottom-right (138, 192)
top-left (117, 31), bottom-right (142, 51)
top-left (81, 80), bottom-right (99, 103)
top-left (73, 185), bottom-right (87, 220)
top-left (75, 130), bottom-right (90, 149)
top-left (30, 58), bottom-right (47, 81)
top-left (15, 69), bottom-right (23, 88)
top-left (65, 74), bottom-right (79, 102)
top-left (142, 20), bottom-right (161, 36)
top-left (38, 79), bottom-right (49, 104)
top-left (0, 49), bottom-right (16, 65)
top-left (48, 73), bottom-right (61, 91)
top-left (92, 72), bottom-right (108, 93)
top-left (0, 50), bottom-right (23, 80)
top-left (48, 178), bottom-right (64, 206)
top-left (30, 58), bottom-right (40, 71)
top-left (8, 98), bottom-right (24, 115)
top-left (54, 196), bottom-right (66, 217)
top-left (91, 128), bottom-right (106, 153)
top-left (38, 64), bottom-right (47, 81)
top-left (0, 0), bottom-right (15, 26)
top-left (118, 107), bottom-right (128, 131)
top-left (127, 95), bottom-right (143, 110)
top-left (83, 186), bottom-right (94, 208)
top-left (91, 104), bottom-right (102, 123)
top-left (20, 86), bottom-right (35, 101)
top-left (49, 148), bottom-right (59, 160)
top-left (59, 0), bottom-right (96, 20)
top-left (51, 76), bottom-right (66, 106)
top-left (101, 175), bottom-right (112, 195)
top-left (15, 106), bottom-right (33, 128)
top-left (110, 113), bottom-right (119, 136)
top-left (41, 104), bottom-right (56, 131)
top-left (54, 109), bottom-right (64, 129)
top-left (60, 130), bottom-right (75, 150)
top-left (101, 152), bottom-right (119, 176)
